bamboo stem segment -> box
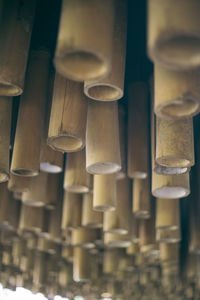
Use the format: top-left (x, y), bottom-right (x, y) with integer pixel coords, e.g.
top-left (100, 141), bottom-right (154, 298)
top-left (86, 101), bottom-right (121, 174)
top-left (82, 193), bottom-right (103, 228)
top-left (71, 228), bottom-right (97, 249)
top-left (84, 0), bottom-right (127, 101)
top-left (8, 174), bottom-right (31, 193)
top-left (54, 0), bottom-right (114, 82)
top-left (11, 50), bottom-right (50, 176)
top-left (73, 247), bottom-right (91, 282)
top-left (19, 204), bottom-right (44, 234)
top-left (104, 232), bottom-right (132, 248)
top-left (132, 178), bottom-right (151, 219)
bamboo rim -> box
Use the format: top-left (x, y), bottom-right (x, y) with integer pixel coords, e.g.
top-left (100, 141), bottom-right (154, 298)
top-left (104, 232), bottom-right (132, 248)
top-left (84, 84), bottom-right (123, 102)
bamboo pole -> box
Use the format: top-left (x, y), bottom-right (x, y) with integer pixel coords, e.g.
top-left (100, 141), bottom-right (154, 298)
top-left (0, 0), bottom-right (36, 96)
top-left (84, 0), bottom-right (127, 101)
top-left (12, 238), bottom-right (26, 267)
top-left (33, 251), bottom-right (47, 288)
top-left (103, 249), bottom-right (123, 275)
top-left (156, 117), bottom-right (194, 168)
top-left (19, 204), bottom-right (44, 234)
top-left (128, 82), bottom-right (149, 179)
top-left (93, 174), bottom-right (117, 211)
top-left (61, 245), bottom-right (73, 263)
top-left (37, 237), bottom-right (59, 255)
top-left (103, 178), bottom-right (131, 234)
top-left (104, 232), bottom-right (132, 248)
top-left (64, 149), bottom-right (92, 193)
top-left (47, 195), bottom-right (63, 244)
top-left (8, 174), bottom-right (31, 193)
top-left (126, 242), bottom-right (140, 256)
top-left (139, 216), bottom-right (157, 255)
top-left (148, 0), bottom-right (200, 70)
top-left (54, 0), bottom-right (114, 82)
top-left (156, 198), bottom-right (181, 243)
top-left (19, 250), bottom-right (34, 273)
top-left (45, 173), bottom-right (61, 210)
top-left (58, 262), bottom-right (73, 288)
top-left (11, 49), bottom-right (50, 176)
top-left (133, 178), bottom-right (151, 219)
top-left (116, 105), bottom-right (127, 180)
top-left (82, 192), bottom-right (103, 228)
top-left (86, 101), bottom-right (121, 174)
top-left (48, 73), bottom-right (87, 152)
top-left (61, 192), bottom-right (82, 232)
top-left (159, 243), bottom-right (179, 277)
top-left (73, 247), bottom-right (91, 282)
top-left (71, 228), bottom-right (97, 249)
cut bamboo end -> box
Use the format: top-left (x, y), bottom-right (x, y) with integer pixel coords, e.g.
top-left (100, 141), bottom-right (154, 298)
top-left (61, 192), bottom-right (82, 231)
top-left (84, 84), bottom-right (123, 102)
top-left (104, 232), bottom-right (132, 248)
top-left (156, 117), bottom-right (194, 168)
top-left (40, 145), bottom-right (63, 174)
top-left (139, 218), bottom-right (155, 250)
top-left (160, 242), bottom-right (179, 265)
top-left (19, 204), bottom-right (44, 234)
top-left (33, 251), bottom-right (47, 288)
top-left (8, 174), bottom-right (31, 193)
top-left (47, 196), bottom-right (63, 244)
top-left (11, 50), bottom-right (50, 177)
top-left (73, 247), bottom-right (91, 282)
top-left (154, 164), bottom-right (189, 176)
top-left (0, 0), bottom-right (36, 96)
top-left (148, 0), bottom-right (200, 70)
top-left (93, 174), bottom-right (117, 212)
top-left (126, 242), bottom-right (140, 256)
top-left (64, 149), bottom-right (92, 193)
top-left (152, 172), bottom-right (190, 199)
top-left (132, 178), bottom-right (151, 219)
top-left (116, 105), bottom-right (127, 180)
top-left (86, 101), bottom-right (121, 174)
top-left (48, 74), bottom-right (87, 152)
top-left (71, 228), bottom-right (97, 249)
top-left (37, 237), bottom-right (59, 255)
top-left (128, 82), bottom-right (149, 179)
top-left (82, 193), bottom-right (103, 229)
top-left (54, 0), bottom-right (114, 82)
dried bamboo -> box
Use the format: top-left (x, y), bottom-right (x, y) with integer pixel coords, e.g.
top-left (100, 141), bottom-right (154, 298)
top-left (139, 216), bottom-right (157, 254)
top-left (19, 204), bottom-right (44, 234)
top-left (0, 0), bottom-right (36, 96)
top-left (19, 250), bottom-right (34, 273)
top-left (104, 232), bottom-right (132, 248)
top-left (61, 245), bottom-right (73, 263)
top-left (103, 249), bottom-right (123, 274)
top-left (71, 228), bottom-right (97, 249)
top-left (156, 117), bottom-right (194, 168)
top-left (12, 238), bottom-right (26, 267)
top-left (11, 49), bottom-right (50, 176)
top-left (126, 242), bottom-right (140, 256)
top-left (33, 251), bottom-right (47, 288)
top-left (54, 0), bottom-right (114, 82)
top-left (159, 243), bottom-right (179, 276)
top-left (156, 198), bottom-right (181, 243)
top-left (73, 247), bottom-right (90, 282)
top-left (103, 178), bottom-right (131, 234)
top-left (48, 73), bottom-right (87, 152)
top-left (133, 178), bottom-right (151, 219)
top-left (45, 173), bottom-right (61, 210)
top-left (37, 237), bottom-right (59, 255)
top-left (64, 149), bottom-right (92, 193)
top-left (58, 262), bottom-right (73, 288)
top-left (84, 0), bottom-right (127, 101)
top-left (148, 0), bottom-right (200, 70)
top-left (116, 105), bottom-right (127, 180)
top-left (8, 174), bottom-right (31, 193)
top-left (128, 82), bottom-right (149, 179)
top-left (47, 195), bottom-right (62, 244)
top-left (93, 174), bottom-right (117, 211)
top-left (86, 101), bottom-right (121, 174)
top-left (82, 193), bottom-right (103, 228)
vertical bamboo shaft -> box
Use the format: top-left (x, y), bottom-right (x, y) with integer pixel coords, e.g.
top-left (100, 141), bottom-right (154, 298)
top-left (71, 228), bottom-right (97, 249)
top-left (11, 50), bottom-right (50, 176)
top-left (64, 149), bottom-right (92, 193)
top-left (84, 0), bottom-right (127, 101)
top-left (117, 105), bottom-right (127, 180)
top-left (103, 178), bottom-right (131, 234)
top-left (126, 242), bottom-right (140, 256)
top-left (128, 82), bottom-right (149, 179)
top-left (61, 245), bottom-right (73, 263)
top-left (8, 174), bottom-right (31, 193)
top-left (19, 204), bottom-right (44, 234)
top-left (58, 262), bottom-right (73, 288)
top-left (104, 232), bottom-right (132, 248)
top-left (37, 237), bottom-right (59, 255)
top-left (103, 249), bottom-right (122, 274)
top-left (12, 238), bottom-right (26, 267)
top-left (93, 174), bottom-right (117, 211)
top-left (45, 173), bottom-right (60, 210)
top-left (159, 243), bottom-right (179, 277)
top-left (0, 0), bottom-right (36, 96)
top-left (48, 195), bottom-right (62, 244)
top-left (82, 193), bottom-right (103, 228)
top-left (61, 192), bottom-right (82, 232)
top-left (54, 0), bottom-right (114, 82)
top-left (156, 198), bottom-right (180, 243)
top-left (33, 251), bottom-right (47, 288)
top-left (148, 0), bottom-right (200, 70)
top-left (86, 101), bottom-right (121, 174)
top-left (139, 216), bottom-right (156, 254)
top-left (132, 178), bottom-right (151, 219)
top-left (48, 73), bottom-right (87, 152)
top-left (73, 247), bottom-right (91, 282)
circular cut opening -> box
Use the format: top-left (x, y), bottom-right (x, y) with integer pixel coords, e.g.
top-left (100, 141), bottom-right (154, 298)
top-left (107, 228), bottom-right (128, 235)
top-left (107, 241), bottom-right (132, 248)
top-left (40, 162), bottom-right (62, 173)
top-left (86, 84), bottom-right (122, 101)
top-left (157, 156), bottom-right (191, 168)
top-left (160, 99), bottom-right (199, 119)
top-left (153, 186), bottom-right (189, 199)
top-left (134, 211), bottom-right (150, 219)
top-left (87, 162), bottom-right (121, 175)
top-left (0, 82), bottom-right (21, 96)
top-left (22, 199), bottom-right (45, 207)
top-left (49, 136), bottom-right (83, 152)
top-left (66, 185), bottom-right (89, 193)
top-left (93, 205), bottom-right (116, 212)
top-left (12, 169), bottom-right (39, 177)
top-left (157, 35), bottom-right (200, 68)
top-left (56, 51), bottom-right (107, 81)
top-left (154, 165), bottom-right (188, 175)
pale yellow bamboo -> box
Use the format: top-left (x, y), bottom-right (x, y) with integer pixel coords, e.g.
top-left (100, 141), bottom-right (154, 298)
top-left (82, 193), bottom-right (103, 228)
top-left (71, 228), bottom-right (97, 249)
top-left (73, 247), bottom-right (90, 282)
top-left (8, 174), bottom-right (31, 193)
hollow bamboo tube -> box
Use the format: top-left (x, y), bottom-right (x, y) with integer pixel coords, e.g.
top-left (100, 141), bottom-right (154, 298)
top-left (116, 105), bottom-right (127, 180)
top-left (103, 178), bottom-right (131, 234)
top-left (58, 262), bottom-right (73, 288)
top-left (133, 178), bottom-right (151, 219)
top-left (8, 174), bottom-right (31, 193)
top-left (71, 228), bottom-right (97, 249)
top-left (104, 232), bottom-right (132, 248)
top-left (61, 192), bottom-right (82, 232)
top-left (86, 101), bottom-right (121, 174)
top-left (128, 82), bottom-right (149, 179)
top-left (159, 243), bottom-right (179, 276)
top-left (61, 245), bottom-right (73, 263)
top-left (126, 242), bottom-right (140, 256)
top-left (45, 173), bottom-right (61, 210)
top-left (139, 217), bottom-right (156, 254)
top-left (73, 247), bottom-right (91, 282)
top-left (84, 0), bottom-right (127, 101)
top-left (82, 192), bottom-right (103, 228)
top-left (156, 118), bottom-right (194, 168)
top-left (37, 237), bottom-right (59, 255)
top-left (12, 238), bottom-right (26, 267)
top-left (93, 174), bottom-right (117, 211)
top-left (19, 204), bottom-right (44, 234)
top-left (0, 0), bottom-right (36, 96)
top-left (48, 73), bottom-right (87, 152)
top-left (148, 0), bottom-right (200, 70)
top-left (54, 0), bottom-right (114, 82)
top-left (48, 196), bottom-right (62, 244)
top-left (156, 198), bottom-right (180, 243)
top-left (64, 149), bottom-right (92, 193)
top-left (11, 50), bottom-right (50, 176)
top-left (19, 250), bottom-right (34, 273)
top-left (103, 249), bottom-right (123, 274)
top-left (33, 251), bottom-right (47, 288)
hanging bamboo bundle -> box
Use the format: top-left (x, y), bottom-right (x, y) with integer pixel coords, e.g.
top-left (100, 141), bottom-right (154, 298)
top-left (61, 192), bottom-right (82, 232)
top-left (64, 149), bottom-right (92, 193)
top-left (0, 0), bottom-right (36, 96)
top-left (82, 193), bottom-right (103, 228)
top-left (132, 178), bottom-right (151, 219)
top-left (93, 174), bottom-right (117, 211)
top-left (86, 101), bottom-right (121, 174)
top-left (104, 232), bottom-right (132, 248)
top-left (48, 73), bottom-right (87, 152)
top-left (54, 0), bottom-right (114, 82)
top-left (156, 117), bottom-right (194, 168)
top-left (19, 204), bottom-right (44, 235)
top-left (103, 178), bottom-right (131, 234)
top-left (128, 82), bottom-right (149, 179)
top-left (84, 0), bottom-right (127, 101)
top-left (156, 198), bottom-right (181, 243)
top-left (148, 0), bottom-right (200, 70)
top-left (11, 49), bottom-right (50, 176)
top-left (8, 174), bottom-right (31, 193)
top-left (71, 228), bottom-right (97, 249)
top-left (73, 247), bottom-right (91, 282)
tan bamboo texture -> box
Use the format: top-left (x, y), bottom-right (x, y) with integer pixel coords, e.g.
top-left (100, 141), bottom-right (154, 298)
top-left (8, 174), bottom-right (31, 193)
top-left (73, 247), bottom-right (91, 282)
top-left (82, 193), bottom-right (103, 228)
top-left (132, 178), bottom-right (151, 219)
